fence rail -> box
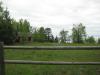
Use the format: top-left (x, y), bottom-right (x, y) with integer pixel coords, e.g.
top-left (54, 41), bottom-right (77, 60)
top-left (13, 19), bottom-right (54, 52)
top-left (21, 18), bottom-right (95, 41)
top-left (4, 46), bottom-right (100, 50)
top-left (5, 60), bottom-right (100, 65)
top-left (0, 43), bottom-right (100, 75)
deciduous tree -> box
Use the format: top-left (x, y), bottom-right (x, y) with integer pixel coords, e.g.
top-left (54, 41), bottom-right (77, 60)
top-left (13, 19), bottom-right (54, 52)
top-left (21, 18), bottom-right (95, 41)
top-left (59, 29), bottom-right (68, 43)
top-left (72, 23), bottom-right (86, 43)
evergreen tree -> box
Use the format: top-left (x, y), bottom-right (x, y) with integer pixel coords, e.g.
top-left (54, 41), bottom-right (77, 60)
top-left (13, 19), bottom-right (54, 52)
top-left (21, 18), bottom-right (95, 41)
top-left (45, 28), bottom-right (52, 42)
top-left (0, 2), bottom-right (16, 44)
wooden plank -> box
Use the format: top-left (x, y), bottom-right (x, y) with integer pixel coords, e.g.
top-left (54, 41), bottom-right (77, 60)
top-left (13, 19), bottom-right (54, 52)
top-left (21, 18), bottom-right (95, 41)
top-left (0, 42), bottom-right (5, 75)
top-left (5, 60), bottom-right (100, 65)
top-left (4, 46), bottom-right (100, 50)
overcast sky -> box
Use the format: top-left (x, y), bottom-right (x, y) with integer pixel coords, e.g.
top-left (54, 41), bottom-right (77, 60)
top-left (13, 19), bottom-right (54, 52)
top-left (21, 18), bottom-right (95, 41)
top-left (2, 0), bottom-right (100, 38)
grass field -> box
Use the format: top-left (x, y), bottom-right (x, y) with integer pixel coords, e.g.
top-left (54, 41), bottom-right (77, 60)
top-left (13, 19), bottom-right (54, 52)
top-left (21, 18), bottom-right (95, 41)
top-left (5, 43), bottom-right (100, 75)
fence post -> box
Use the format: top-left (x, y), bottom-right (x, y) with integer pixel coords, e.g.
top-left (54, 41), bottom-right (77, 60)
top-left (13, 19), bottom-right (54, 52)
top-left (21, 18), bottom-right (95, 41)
top-left (0, 42), bottom-right (5, 75)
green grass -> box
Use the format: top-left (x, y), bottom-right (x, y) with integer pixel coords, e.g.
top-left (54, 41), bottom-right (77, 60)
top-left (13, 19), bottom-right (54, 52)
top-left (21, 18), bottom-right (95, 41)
top-left (5, 50), bottom-right (100, 62)
top-left (5, 43), bottom-right (100, 75)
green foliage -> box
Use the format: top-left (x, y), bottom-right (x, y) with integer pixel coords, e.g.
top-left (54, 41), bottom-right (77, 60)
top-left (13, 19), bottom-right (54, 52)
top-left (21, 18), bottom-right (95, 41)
top-left (33, 27), bottom-right (47, 42)
top-left (98, 38), bottom-right (100, 44)
top-left (11, 19), bottom-right (32, 43)
top-left (45, 28), bottom-right (52, 41)
top-left (32, 27), bottom-right (55, 42)
top-left (72, 23), bottom-right (86, 43)
top-left (0, 3), bottom-right (16, 44)
top-left (59, 29), bottom-right (68, 43)
top-left (86, 36), bottom-right (96, 44)
top-left (18, 19), bottom-right (30, 33)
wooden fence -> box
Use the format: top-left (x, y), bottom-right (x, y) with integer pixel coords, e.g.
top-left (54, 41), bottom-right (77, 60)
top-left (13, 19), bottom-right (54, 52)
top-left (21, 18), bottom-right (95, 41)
top-left (0, 42), bottom-right (100, 75)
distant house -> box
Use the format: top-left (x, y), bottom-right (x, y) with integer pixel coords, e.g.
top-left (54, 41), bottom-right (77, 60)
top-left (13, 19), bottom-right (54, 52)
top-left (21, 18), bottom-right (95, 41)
top-left (58, 36), bottom-right (72, 44)
top-left (66, 36), bottom-right (72, 43)
top-left (15, 32), bottom-right (33, 42)
top-left (66, 38), bottom-right (72, 43)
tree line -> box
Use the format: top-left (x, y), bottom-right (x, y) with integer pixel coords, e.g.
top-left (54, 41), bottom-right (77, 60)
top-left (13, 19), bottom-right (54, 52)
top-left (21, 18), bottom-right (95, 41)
top-left (0, 2), bottom-right (100, 44)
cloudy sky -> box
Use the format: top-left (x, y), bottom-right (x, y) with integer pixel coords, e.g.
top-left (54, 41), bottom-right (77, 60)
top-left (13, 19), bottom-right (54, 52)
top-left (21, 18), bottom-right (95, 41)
top-left (2, 0), bottom-right (100, 37)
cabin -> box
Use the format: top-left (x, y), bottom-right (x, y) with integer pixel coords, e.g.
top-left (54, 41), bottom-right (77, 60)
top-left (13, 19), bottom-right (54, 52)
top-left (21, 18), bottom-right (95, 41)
top-left (15, 32), bottom-right (33, 43)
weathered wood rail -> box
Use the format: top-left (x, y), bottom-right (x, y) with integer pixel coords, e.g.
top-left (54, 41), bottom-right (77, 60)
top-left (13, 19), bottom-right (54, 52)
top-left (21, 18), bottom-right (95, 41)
top-left (0, 42), bottom-right (100, 75)
top-left (4, 46), bottom-right (100, 50)
top-left (5, 60), bottom-right (100, 65)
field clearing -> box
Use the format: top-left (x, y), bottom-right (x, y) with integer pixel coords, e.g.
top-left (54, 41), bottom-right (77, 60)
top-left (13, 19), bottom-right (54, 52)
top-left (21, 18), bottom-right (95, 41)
top-left (5, 48), bottom-right (100, 75)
